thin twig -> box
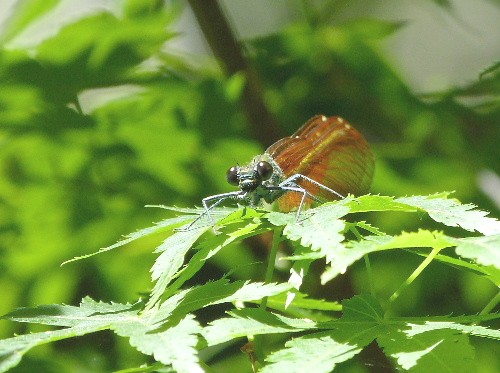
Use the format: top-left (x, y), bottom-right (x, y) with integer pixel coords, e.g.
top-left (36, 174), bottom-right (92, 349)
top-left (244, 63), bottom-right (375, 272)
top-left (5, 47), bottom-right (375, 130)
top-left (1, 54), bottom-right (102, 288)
top-left (350, 225), bottom-right (376, 297)
top-left (187, 0), bottom-right (280, 146)
top-left (479, 291), bottom-right (500, 316)
top-left (389, 247), bottom-right (441, 304)
top-left (261, 226), bottom-right (283, 310)
top-left (253, 226), bottom-right (283, 365)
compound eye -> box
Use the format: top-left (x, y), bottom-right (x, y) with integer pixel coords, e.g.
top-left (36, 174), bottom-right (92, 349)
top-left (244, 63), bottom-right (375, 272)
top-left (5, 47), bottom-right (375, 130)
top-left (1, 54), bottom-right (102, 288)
top-left (256, 161), bottom-right (273, 180)
top-left (226, 166), bottom-right (239, 186)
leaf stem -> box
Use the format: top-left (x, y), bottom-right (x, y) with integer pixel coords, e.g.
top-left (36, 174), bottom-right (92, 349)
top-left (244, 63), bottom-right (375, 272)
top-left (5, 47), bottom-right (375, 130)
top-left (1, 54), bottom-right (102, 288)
top-left (261, 226), bottom-right (283, 310)
top-left (254, 226), bottom-right (283, 365)
top-left (389, 247), bottom-right (440, 304)
top-left (186, 0), bottom-right (280, 145)
top-left (479, 291), bottom-right (500, 316)
top-left (350, 225), bottom-right (375, 297)
top-left (363, 254), bottom-right (375, 297)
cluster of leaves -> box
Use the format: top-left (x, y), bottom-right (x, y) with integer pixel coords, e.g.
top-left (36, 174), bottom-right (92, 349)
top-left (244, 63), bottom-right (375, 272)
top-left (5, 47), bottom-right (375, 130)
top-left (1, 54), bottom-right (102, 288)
top-left (0, 0), bottom-right (223, 335)
top-left (1, 193), bottom-right (499, 372)
top-left (1, 0), bottom-right (500, 371)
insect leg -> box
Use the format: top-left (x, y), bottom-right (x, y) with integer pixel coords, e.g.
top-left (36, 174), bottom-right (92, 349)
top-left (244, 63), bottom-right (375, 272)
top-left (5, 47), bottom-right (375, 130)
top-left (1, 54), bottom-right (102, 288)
top-left (177, 191), bottom-right (242, 231)
top-left (281, 174), bottom-right (345, 199)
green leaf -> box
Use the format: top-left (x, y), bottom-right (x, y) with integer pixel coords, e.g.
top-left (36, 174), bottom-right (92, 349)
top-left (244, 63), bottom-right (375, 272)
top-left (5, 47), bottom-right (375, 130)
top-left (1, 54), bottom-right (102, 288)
top-left (36, 7), bottom-right (174, 73)
top-left (2, 297), bottom-right (137, 326)
top-left (342, 18), bottom-right (405, 39)
top-left (320, 235), bottom-right (389, 284)
top-left (202, 308), bottom-right (316, 346)
top-left (479, 60), bottom-right (500, 80)
top-left (115, 315), bottom-right (203, 373)
top-left (164, 221), bottom-right (271, 298)
top-left (247, 290), bottom-right (341, 312)
top-left (218, 280), bottom-right (291, 303)
top-left (321, 230), bottom-right (455, 284)
top-left (378, 326), bottom-right (476, 372)
top-left (115, 281), bottom-right (291, 373)
top-left (113, 281), bottom-right (299, 373)
top-left (114, 362), bottom-right (174, 373)
top-left (147, 227), bottom-right (209, 308)
top-left (382, 230), bottom-right (453, 250)
top-left (346, 195), bottom-right (417, 213)
top-left (286, 259), bottom-right (313, 301)
top-left (62, 216), bottom-right (190, 265)
top-left (147, 208), bottom-right (272, 309)
top-left (455, 234), bottom-right (500, 270)
top-left (339, 293), bottom-right (384, 321)
top-left (412, 251), bottom-right (498, 284)
top-left (261, 295), bottom-right (383, 372)
top-left (343, 194), bottom-right (500, 235)
top-left (168, 279), bottom-right (292, 321)
top-left (0, 324), bottom-right (111, 372)
top-left (396, 194), bottom-right (500, 235)
top-left (410, 313), bottom-right (500, 324)
top-left (332, 297), bottom-right (500, 373)
top-left (215, 206), bottom-right (267, 228)
top-left (0, 0), bottom-right (61, 43)
top-left (321, 295), bottom-right (498, 372)
top-left (403, 321), bottom-right (500, 340)
top-left (273, 203), bottom-right (350, 264)
top-left (225, 71), bottom-right (246, 101)
top-left (261, 332), bottom-right (362, 373)
top-left (4, 289), bottom-right (194, 372)
top-left (352, 220), bottom-right (386, 235)
top-left (246, 290), bottom-right (341, 322)
top-left (0, 298), bottom-right (138, 372)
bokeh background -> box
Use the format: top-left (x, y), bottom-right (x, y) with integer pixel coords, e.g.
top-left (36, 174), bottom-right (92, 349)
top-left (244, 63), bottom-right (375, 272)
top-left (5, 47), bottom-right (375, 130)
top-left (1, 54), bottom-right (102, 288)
top-left (0, 0), bottom-right (499, 371)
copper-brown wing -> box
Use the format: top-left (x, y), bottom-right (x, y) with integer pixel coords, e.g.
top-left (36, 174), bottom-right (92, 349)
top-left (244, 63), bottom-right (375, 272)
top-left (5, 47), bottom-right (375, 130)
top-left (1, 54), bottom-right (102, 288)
top-left (266, 115), bottom-right (374, 211)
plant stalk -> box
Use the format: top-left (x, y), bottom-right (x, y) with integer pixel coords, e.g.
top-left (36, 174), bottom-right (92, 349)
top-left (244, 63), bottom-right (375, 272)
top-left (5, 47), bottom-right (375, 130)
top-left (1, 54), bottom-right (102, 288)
top-left (389, 247), bottom-right (441, 304)
top-left (187, 0), bottom-right (280, 145)
top-left (349, 226), bottom-right (375, 297)
top-left (254, 226), bottom-right (283, 365)
top-left (261, 227), bottom-right (283, 309)
top-left (479, 291), bottom-right (500, 316)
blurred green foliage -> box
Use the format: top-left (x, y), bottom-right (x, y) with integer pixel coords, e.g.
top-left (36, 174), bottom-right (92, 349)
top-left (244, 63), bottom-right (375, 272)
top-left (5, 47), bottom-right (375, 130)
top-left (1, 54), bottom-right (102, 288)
top-left (0, 0), bottom-right (498, 371)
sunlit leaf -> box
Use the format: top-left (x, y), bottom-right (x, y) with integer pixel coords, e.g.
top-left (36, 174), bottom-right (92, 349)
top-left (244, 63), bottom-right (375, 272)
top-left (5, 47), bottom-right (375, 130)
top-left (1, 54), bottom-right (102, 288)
top-left (261, 295), bottom-right (383, 372)
top-left (321, 230), bottom-right (454, 284)
top-left (62, 216), bottom-right (191, 265)
top-left (202, 308), bottom-right (315, 346)
top-left (0, 298), bottom-right (138, 372)
top-left (397, 194), bottom-right (500, 235)
top-left (147, 227), bottom-right (209, 308)
top-left (261, 333), bottom-right (362, 373)
top-left (116, 314), bottom-right (203, 373)
top-left (270, 203), bottom-right (350, 264)
top-left (167, 279), bottom-right (291, 321)
top-left (381, 329), bottom-right (475, 372)
top-left (346, 195), bottom-right (417, 213)
top-left (455, 234), bottom-right (500, 270)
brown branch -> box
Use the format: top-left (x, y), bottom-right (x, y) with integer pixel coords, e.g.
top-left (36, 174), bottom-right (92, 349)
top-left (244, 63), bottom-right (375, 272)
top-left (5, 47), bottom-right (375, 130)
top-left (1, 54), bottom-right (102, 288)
top-left (187, 0), bottom-right (280, 146)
